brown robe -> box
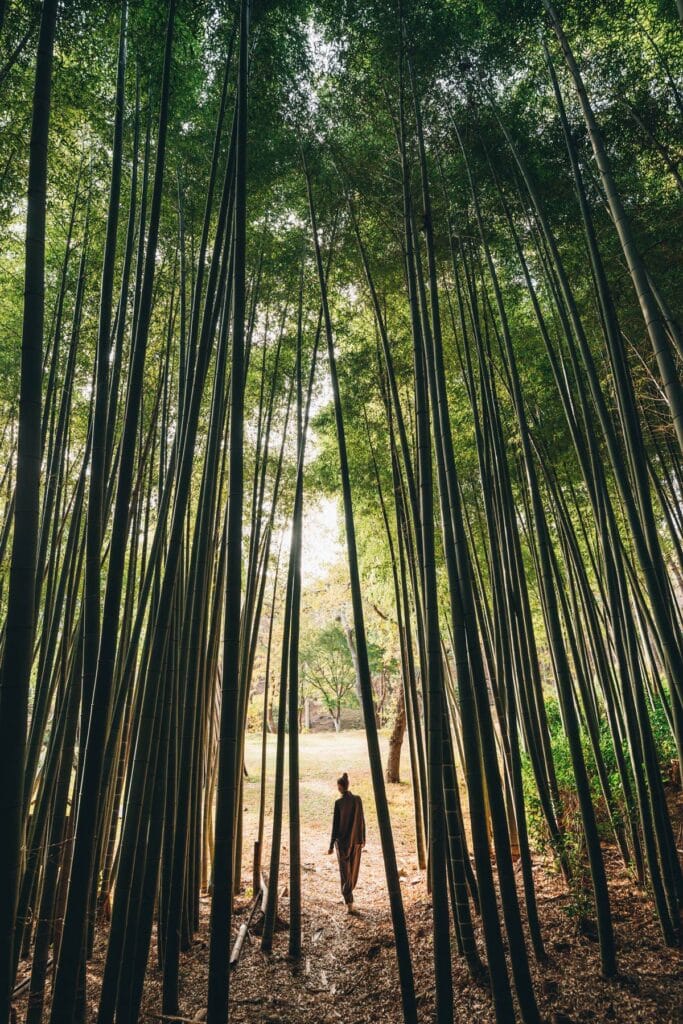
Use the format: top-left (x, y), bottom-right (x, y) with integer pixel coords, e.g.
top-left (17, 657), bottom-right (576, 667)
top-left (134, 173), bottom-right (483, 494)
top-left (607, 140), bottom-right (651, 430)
top-left (328, 791), bottom-right (366, 905)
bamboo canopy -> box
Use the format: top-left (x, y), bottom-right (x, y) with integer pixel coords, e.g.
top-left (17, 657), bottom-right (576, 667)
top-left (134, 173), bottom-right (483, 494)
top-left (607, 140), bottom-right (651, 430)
top-left (0, 1), bottom-right (681, 1023)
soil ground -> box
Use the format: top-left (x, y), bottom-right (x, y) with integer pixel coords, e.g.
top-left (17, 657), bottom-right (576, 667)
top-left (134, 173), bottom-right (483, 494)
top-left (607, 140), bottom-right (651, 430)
top-left (15, 731), bottom-right (683, 1022)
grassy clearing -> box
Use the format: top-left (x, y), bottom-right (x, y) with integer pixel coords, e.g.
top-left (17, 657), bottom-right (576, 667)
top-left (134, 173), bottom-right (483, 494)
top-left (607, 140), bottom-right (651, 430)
top-left (242, 730), bottom-right (421, 875)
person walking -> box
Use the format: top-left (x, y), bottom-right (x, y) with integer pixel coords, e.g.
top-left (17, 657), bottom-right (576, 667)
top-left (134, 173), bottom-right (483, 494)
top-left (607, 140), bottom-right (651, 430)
top-left (327, 772), bottom-right (366, 913)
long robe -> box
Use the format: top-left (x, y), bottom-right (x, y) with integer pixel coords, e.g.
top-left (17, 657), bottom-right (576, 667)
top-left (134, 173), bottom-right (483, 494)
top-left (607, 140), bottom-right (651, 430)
top-left (328, 791), bottom-right (366, 904)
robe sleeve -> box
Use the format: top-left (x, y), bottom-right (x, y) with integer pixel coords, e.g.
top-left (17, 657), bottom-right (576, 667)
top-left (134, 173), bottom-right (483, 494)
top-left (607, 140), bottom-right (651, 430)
top-left (359, 797), bottom-right (366, 846)
top-left (329, 800), bottom-right (340, 853)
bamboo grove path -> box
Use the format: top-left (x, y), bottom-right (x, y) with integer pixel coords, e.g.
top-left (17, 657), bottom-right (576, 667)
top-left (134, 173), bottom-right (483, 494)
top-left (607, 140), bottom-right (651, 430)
top-left (36, 732), bottom-right (679, 1024)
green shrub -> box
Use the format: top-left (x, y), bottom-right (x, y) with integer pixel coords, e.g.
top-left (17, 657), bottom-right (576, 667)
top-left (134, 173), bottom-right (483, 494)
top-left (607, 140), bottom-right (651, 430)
top-left (521, 687), bottom-right (678, 925)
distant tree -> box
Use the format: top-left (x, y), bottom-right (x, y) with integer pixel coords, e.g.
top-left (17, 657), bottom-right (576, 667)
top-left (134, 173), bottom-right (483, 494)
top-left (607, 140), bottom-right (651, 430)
top-left (337, 611), bottom-right (387, 725)
top-left (301, 623), bottom-right (360, 731)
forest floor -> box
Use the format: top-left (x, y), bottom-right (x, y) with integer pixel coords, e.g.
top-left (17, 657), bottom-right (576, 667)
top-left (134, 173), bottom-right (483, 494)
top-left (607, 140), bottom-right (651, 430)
top-left (17, 732), bottom-right (683, 1023)
top-left (155, 732), bottom-right (681, 1024)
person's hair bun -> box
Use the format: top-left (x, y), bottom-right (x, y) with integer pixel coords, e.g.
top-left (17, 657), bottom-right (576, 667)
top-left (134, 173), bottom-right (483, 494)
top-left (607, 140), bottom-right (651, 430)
top-left (342, 772), bottom-right (348, 782)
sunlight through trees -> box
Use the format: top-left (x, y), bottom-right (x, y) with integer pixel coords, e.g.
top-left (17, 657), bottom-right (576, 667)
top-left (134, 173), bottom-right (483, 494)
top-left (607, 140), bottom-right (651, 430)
top-left (0, 1), bottom-right (681, 1021)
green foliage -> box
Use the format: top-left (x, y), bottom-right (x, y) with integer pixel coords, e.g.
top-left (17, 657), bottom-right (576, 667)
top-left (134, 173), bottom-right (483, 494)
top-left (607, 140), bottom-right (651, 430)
top-left (648, 690), bottom-right (678, 773)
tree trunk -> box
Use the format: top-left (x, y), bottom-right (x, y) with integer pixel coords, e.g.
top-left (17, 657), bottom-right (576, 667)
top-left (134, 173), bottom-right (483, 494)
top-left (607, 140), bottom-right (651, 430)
top-left (51, 4), bottom-right (175, 1019)
top-left (0, 2), bottom-right (57, 1018)
top-left (304, 149), bottom-right (418, 1024)
top-left (206, 0), bottom-right (249, 1016)
top-left (385, 689), bottom-right (406, 783)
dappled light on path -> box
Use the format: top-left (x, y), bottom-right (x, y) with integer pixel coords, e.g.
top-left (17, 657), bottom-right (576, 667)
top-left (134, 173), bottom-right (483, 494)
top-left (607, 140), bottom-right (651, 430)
top-left (231, 732), bottom-right (424, 1023)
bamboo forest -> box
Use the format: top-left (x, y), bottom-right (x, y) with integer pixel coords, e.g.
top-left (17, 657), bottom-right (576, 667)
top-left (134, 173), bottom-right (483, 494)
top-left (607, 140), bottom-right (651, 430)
top-left (1, 0), bottom-right (682, 1021)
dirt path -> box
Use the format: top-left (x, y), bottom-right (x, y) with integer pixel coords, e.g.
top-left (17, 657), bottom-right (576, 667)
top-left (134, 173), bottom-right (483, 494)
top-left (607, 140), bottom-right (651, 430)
top-left (223, 732), bottom-right (423, 1023)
